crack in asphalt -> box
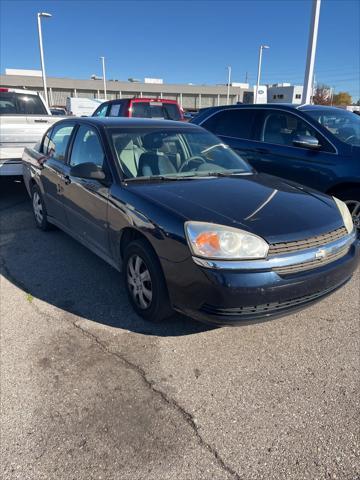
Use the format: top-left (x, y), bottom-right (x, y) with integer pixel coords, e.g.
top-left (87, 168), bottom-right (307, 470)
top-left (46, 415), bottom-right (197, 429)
top-left (72, 320), bottom-right (242, 480)
top-left (0, 254), bottom-right (241, 480)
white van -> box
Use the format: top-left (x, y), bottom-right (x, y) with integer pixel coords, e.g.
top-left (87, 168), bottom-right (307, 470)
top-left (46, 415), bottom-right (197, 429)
top-left (66, 97), bottom-right (103, 117)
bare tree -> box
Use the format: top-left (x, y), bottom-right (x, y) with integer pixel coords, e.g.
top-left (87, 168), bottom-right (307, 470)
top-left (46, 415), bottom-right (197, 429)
top-left (313, 84), bottom-right (331, 105)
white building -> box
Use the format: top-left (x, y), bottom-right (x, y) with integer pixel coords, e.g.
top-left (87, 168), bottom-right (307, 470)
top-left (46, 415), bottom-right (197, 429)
top-left (267, 84), bottom-right (303, 104)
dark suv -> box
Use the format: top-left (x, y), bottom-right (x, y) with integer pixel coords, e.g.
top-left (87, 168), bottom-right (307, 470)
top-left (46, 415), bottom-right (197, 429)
top-left (192, 104), bottom-right (360, 230)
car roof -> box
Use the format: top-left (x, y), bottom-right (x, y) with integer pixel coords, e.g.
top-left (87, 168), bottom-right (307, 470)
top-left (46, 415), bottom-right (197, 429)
top-left (63, 117), bottom-right (201, 129)
top-left (298, 104), bottom-right (349, 113)
top-left (194, 103), bottom-right (348, 113)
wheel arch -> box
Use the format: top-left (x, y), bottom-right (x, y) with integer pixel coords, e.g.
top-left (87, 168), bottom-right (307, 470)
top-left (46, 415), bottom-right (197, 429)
top-left (326, 182), bottom-right (360, 199)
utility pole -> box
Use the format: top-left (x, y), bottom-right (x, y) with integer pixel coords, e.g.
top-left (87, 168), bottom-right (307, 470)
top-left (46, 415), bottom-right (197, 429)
top-left (255, 45), bottom-right (270, 104)
top-left (37, 12), bottom-right (52, 107)
top-left (226, 66), bottom-right (232, 105)
top-left (302, 0), bottom-right (321, 104)
top-left (100, 56), bottom-right (107, 100)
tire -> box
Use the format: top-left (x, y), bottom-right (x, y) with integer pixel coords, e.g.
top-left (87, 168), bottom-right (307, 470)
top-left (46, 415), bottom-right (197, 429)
top-left (336, 188), bottom-right (360, 232)
top-left (123, 239), bottom-right (173, 322)
top-left (31, 184), bottom-right (52, 231)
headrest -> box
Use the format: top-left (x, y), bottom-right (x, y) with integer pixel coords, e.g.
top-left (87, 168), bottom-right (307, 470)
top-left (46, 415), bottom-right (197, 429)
top-left (142, 132), bottom-right (165, 150)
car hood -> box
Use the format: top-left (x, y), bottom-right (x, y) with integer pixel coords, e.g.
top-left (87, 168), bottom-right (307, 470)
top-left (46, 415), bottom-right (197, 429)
top-left (127, 173), bottom-right (344, 243)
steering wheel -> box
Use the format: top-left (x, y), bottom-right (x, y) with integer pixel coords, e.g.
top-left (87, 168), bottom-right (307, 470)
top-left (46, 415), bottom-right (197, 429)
top-left (344, 134), bottom-right (357, 143)
top-left (179, 156), bottom-right (206, 173)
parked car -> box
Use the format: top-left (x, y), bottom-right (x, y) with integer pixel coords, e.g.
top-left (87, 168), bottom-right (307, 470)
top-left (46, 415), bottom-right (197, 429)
top-left (0, 88), bottom-right (65, 176)
top-left (93, 97), bottom-right (184, 121)
top-left (191, 104), bottom-right (360, 231)
top-left (22, 118), bottom-right (358, 325)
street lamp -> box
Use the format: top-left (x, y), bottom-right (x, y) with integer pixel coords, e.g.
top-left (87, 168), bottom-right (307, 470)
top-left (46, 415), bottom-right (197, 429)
top-left (226, 66), bottom-right (232, 105)
top-left (100, 56), bottom-right (107, 100)
top-left (255, 45), bottom-right (270, 104)
top-left (37, 12), bottom-right (52, 108)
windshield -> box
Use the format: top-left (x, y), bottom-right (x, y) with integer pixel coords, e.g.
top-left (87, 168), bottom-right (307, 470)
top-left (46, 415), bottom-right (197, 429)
top-left (306, 108), bottom-right (360, 146)
top-left (131, 102), bottom-right (181, 120)
top-left (109, 128), bottom-right (252, 180)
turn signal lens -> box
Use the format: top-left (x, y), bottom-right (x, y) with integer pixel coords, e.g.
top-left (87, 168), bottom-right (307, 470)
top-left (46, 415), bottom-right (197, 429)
top-left (185, 222), bottom-right (269, 259)
top-left (333, 197), bottom-right (354, 234)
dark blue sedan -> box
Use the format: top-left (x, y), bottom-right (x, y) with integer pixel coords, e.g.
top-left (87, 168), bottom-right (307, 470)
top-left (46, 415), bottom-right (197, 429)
top-left (22, 118), bottom-right (359, 325)
top-left (192, 104), bottom-right (360, 231)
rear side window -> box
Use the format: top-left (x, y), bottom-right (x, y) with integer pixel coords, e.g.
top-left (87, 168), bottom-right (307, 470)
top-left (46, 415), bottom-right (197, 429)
top-left (202, 109), bottom-right (257, 139)
top-left (131, 101), bottom-right (181, 120)
top-left (109, 103), bottom-right (121, 117)
top-left (0, 92), bottom-right (47, 115)
top-left (48, 124), bottom-right (75, 163)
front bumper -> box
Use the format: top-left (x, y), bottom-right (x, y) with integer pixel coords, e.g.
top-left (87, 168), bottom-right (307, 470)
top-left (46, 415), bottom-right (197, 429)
top-left (163, 235), bottom-right (359, 325)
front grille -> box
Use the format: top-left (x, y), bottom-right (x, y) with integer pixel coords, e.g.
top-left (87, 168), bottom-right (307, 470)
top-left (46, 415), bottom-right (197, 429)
top-left (268, 227), bottom-right (347, 256)
top-left (273, 245), bottom-right (350, 275)
top-left (201, 281), bottom-right (346, 318)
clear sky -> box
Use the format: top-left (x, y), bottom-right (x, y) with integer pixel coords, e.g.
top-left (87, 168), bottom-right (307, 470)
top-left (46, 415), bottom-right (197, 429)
top-left (1, 0), bottom-right (359, 101)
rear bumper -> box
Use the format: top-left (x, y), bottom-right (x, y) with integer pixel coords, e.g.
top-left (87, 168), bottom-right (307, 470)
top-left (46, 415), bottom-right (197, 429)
top-left (0, 159), bottom-right (23, 176)
top-left (163, 238), bottom-right (359, 325)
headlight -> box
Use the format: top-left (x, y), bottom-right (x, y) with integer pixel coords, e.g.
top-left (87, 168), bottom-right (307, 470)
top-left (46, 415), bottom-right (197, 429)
top-left (333, 197), bottom-right (354, 234)
top-left (185, 222), bottom-right (269, 259)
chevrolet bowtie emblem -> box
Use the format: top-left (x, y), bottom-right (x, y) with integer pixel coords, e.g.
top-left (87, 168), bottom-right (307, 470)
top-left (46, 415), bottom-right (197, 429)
top-left (315, 248), bottom-right (328, 259)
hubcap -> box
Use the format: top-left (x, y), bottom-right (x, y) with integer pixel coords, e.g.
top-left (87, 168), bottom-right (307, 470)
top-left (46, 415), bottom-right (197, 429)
top-left (344, 199), bottom-right (360, 232)
top-left (32, 191), bottom-right (43, 224)
top-left (127, 254), bottom-right (153, 309)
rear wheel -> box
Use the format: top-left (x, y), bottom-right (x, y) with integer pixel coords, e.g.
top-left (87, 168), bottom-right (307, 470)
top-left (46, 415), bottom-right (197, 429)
top-left (337, 188), bottom-right (360, 233)
top-left (31, 185), bottom-right (52, 231)
top-left (123, 239), bottom-right (173, 322)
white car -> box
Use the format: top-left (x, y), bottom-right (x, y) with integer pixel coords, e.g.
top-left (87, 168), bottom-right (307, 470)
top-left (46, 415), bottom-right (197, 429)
top-left (0, 88), bottom-right (64, 176)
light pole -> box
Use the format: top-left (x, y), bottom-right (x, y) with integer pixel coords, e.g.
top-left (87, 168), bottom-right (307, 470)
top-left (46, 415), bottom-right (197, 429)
top-left (37, 12), bottom-right (52, 108)
top-left (302, 0), bottom-right (321, 104)
top-left (226, 66), bottom-right (232, 105)
top-left (100, 56), bottom-right (107, 100)
top-left (255, 45), bottom-right (269, 104)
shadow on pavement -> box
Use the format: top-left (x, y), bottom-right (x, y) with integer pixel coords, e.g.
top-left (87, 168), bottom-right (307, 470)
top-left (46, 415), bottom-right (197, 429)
top-left (0, 177), bottom-right (214, 337)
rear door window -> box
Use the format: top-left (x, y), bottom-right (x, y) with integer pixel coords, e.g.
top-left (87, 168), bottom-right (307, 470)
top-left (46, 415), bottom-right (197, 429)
top-left (109, 103), bottom-right (121, 117)
top-left (48, 124), bottom-right (75, 163)
top-left (202, 109), bottom-right (257, 139)
top-left (0, 91), bottom-right (47, 115)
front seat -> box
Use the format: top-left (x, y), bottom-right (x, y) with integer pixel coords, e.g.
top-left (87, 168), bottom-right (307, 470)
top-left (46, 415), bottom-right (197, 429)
top-left (82, 134), bottom-right (104, 167)
top-left (263, 115), bottom-right (287, 145)
top-left (138, 133), bottom-right (177, 176)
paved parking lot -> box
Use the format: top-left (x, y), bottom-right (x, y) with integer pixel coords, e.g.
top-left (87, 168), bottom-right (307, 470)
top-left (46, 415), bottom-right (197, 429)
top-left (1, 177), bottom-right (359, 480)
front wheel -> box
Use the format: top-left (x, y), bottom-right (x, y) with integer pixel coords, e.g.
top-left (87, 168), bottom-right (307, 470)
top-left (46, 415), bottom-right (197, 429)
top-left (337, 188), bottom-right (360, 233)
top-left (123, 239), bottom-right (173, 322)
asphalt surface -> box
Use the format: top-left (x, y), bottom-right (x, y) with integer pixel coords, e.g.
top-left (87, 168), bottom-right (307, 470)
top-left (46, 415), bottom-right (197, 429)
top-left (1, 177), bottom-right (359, 480)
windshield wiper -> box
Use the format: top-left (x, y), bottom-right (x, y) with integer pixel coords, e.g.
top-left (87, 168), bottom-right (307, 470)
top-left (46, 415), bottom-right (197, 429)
top-left (125, 175), bottom-right (199, 183)
top-left (199, 171), bottom-right (251, 177)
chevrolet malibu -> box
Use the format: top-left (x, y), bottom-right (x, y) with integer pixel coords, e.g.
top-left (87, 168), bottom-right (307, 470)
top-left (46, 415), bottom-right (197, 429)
top-left (22, 118), bottom-right (359, 324)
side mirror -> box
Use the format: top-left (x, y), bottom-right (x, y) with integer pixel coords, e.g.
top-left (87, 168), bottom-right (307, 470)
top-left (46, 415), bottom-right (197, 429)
top-left (293, 135), bottom-right (321, 150)
top-left (70, 162), bottom-right (106, 181)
